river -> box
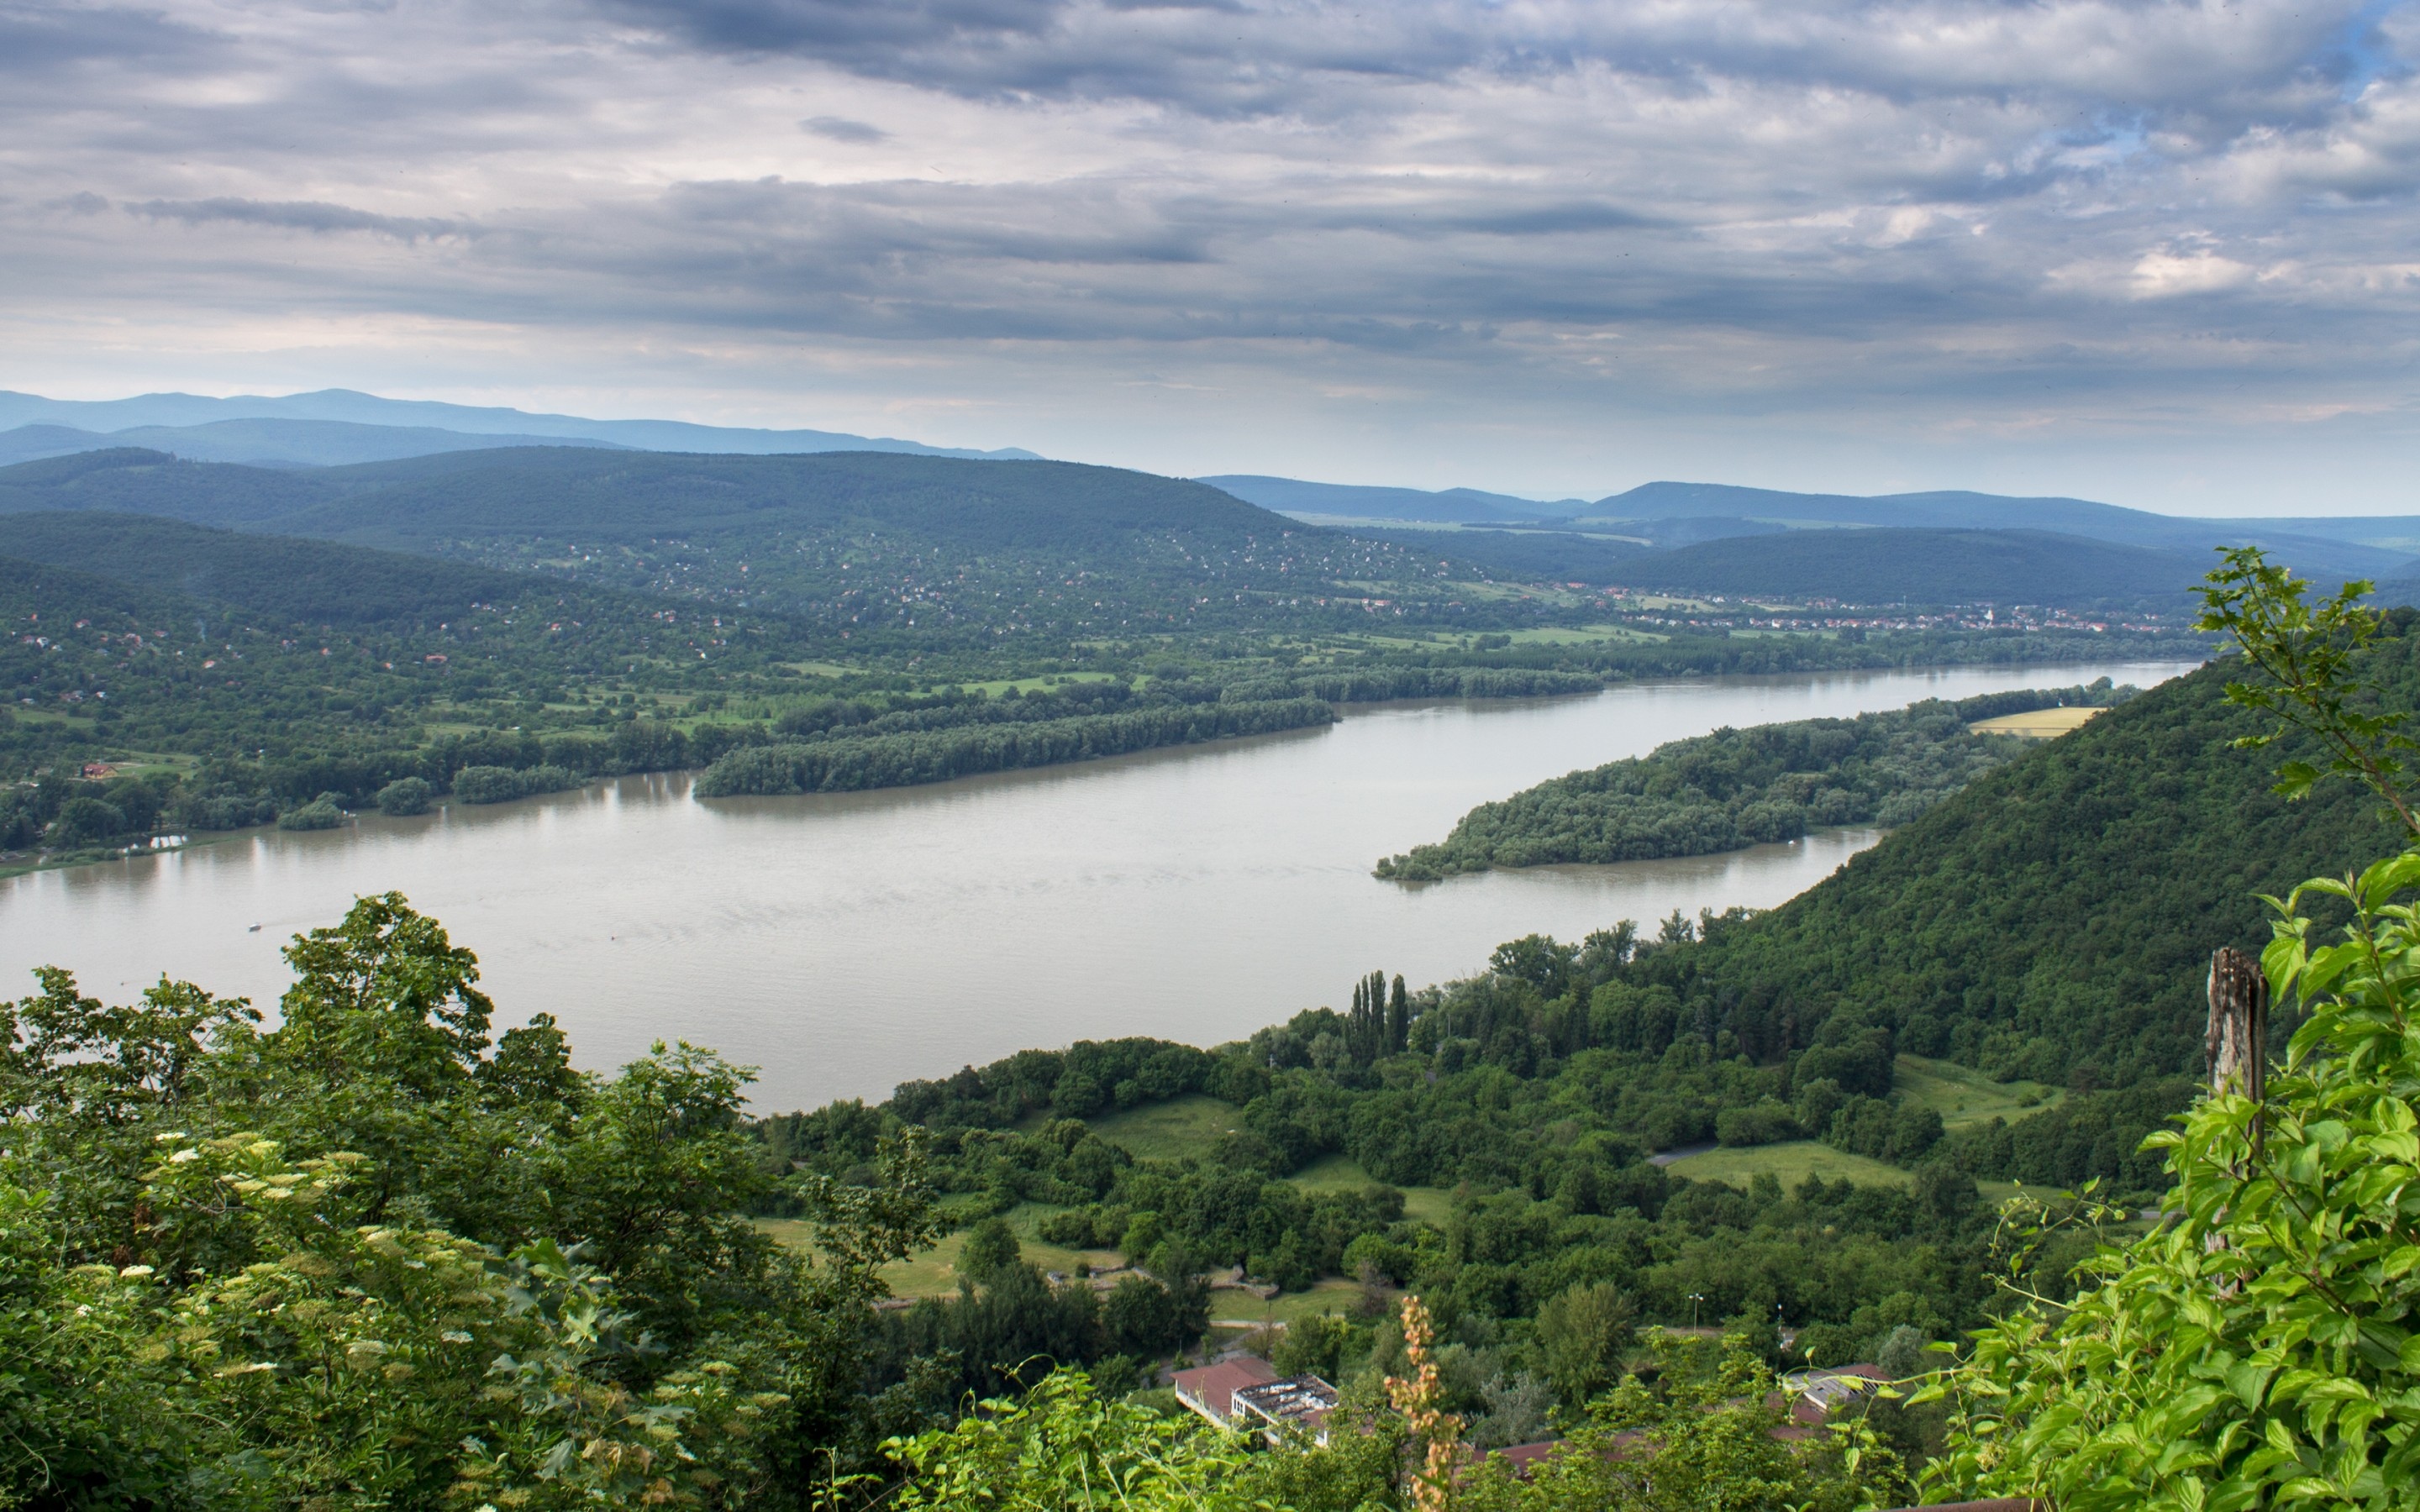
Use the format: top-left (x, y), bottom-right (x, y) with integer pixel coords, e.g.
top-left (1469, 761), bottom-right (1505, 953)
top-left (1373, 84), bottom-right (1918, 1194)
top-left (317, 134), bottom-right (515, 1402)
top-left (1, 659), bottom-right (2197, 1110)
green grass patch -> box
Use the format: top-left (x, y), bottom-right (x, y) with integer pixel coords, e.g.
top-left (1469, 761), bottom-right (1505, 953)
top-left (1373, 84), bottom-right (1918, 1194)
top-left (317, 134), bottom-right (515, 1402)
top-left (1495, 624), bottom-right (1666, 646)
top-left (1081, 1095), bottom-right (1248, 1160)
top-left (1893, 1054), bottom-right (2064, 1131)
top-left (953, 671), bottom-right (1123, 697)
top-left (1287, 1153), bottom-right (1453, 1224)
top-left (1665, 1142), bottom-right (1913, 1190)
top-left (758, 1201), bottom-right (1125, 1299)
top-left (1206, 1278), bottom-right (1376, 1331)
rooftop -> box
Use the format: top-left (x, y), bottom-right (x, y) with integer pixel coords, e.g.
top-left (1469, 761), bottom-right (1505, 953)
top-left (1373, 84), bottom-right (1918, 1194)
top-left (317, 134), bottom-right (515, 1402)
top-left (1170, 1356), bottom-right (1279, 1426)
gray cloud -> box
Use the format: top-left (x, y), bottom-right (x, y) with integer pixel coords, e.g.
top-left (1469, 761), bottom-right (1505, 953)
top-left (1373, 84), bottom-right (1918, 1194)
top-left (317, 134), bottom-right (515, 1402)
top-left (800, 115), bottom-right (888, 141)
top-left (2, 0), bottom-right (2418, 509)
top-left (0, 1), bottom-right (219, 71)
top-left (129, 197), bottom-right (477, 242)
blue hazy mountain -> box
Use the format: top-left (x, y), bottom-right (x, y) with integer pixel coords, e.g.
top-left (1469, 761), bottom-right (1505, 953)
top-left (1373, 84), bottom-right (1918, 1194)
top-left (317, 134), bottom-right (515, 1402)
top-left (1197, 474), bottom-right (1586, 522)
top-left (1212, 472), bottom-right (2416, 583)
top-left (0, 418), bottom-right (637, 469)
top-left (1584, 481), bottom-right (2417, 580)
top-left (0, 388), bottom-right (1040, 466)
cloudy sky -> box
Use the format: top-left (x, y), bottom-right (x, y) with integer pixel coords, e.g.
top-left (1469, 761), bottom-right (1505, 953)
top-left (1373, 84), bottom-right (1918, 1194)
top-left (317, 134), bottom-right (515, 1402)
top-left (5, 0), bottom-right (2418, 512)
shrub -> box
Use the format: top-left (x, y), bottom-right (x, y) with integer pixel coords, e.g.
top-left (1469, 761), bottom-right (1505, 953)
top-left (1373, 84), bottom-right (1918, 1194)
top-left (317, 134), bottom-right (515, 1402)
top-left (450, 764), bottom-right (580, 805)
top-left (276, 794), bottom-right (347, 831)
top-left (374, 775), bottom-right (434, 816)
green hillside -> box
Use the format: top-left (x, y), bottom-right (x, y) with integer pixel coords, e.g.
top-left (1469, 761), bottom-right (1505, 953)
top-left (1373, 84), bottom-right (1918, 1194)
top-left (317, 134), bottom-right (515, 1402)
top-left (0, 510), bottom-right (548, 628)
top-left (1623, 643), bottom-right (2416, 1094)
top-left (1623, 526), bottom-right (2204, 606)
top-left (0, 447), bottom-right (334, 523)
top-left (0, 447), bottom-right (1481, 642)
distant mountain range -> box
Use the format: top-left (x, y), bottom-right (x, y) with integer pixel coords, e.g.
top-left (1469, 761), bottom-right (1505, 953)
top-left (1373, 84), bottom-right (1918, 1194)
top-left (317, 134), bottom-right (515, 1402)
top-left (0, 388), bottom-right (1041, 469)
top-left (1196, 475), bottom-right (1586, 523)
top-left (3, 386), bottom-right (2411, 602)
top-left (1220, 474), bottom-right (2420, 585)
top-left (1622, 528), bottom-right (2205, 607)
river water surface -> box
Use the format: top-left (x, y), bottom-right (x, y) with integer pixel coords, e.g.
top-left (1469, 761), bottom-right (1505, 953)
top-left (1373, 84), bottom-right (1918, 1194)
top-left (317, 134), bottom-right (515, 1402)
top-left (2, 659), bottom-right (2196, 1109)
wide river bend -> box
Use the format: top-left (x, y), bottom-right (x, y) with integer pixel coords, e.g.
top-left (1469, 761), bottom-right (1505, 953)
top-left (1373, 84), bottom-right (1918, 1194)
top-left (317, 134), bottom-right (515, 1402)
top-left (3, 659), bottom-right (2196, 1110)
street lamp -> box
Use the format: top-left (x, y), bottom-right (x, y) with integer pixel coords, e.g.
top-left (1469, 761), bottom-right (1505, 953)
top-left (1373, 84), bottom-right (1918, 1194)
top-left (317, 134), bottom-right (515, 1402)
top-left (1688, 1292), bottom-right (1705, 1328)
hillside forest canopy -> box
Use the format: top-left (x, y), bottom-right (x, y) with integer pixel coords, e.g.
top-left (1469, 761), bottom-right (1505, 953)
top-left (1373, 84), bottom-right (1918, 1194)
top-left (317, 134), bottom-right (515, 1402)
top-left (1375, 680), bottom-right (2138, 880)
top-left (3, 548), bottom-right (2409, 1508)
top-left (0, 449), bottom-right (2192, 873)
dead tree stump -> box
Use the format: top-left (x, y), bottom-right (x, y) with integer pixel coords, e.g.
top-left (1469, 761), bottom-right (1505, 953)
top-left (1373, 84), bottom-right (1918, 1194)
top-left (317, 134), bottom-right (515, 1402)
top-left (2206, 946), bottom-right (2268, 1112)
top-left (2204, 948), bottom-right (2270, 1280)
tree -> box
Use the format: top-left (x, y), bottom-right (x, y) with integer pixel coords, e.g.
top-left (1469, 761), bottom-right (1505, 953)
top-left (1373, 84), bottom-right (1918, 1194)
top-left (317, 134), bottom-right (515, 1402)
top-left (960, 1216), bottom-right (1021, 1283)
top-left (1539, 1281), bottom-right (1637, 1407)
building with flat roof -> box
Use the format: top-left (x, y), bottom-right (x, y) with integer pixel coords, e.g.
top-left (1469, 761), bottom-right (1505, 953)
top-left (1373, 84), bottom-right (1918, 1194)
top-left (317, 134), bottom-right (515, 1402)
top-left (1231, 1374), bottom-right (1339, 1445)
top-left (1171, 1357), bottom-right (1279, 1429)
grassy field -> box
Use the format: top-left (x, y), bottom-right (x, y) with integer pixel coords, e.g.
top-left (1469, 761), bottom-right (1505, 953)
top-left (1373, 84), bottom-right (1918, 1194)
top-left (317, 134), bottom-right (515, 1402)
top-left (1080, 1095), bottom-right (1249, 1159)
top-left (1206, 1278), bottom-right (1377, 1331)
top-left (1968, 706), bottom-right (2103, 739)
top-left (758, 1200), bottom-right (1124, 1299)
top-left (1893, 1053), bottom-right (2063, 1130)
top-left (1495, 624), bottom-right (1666, 647)
top-left (1288, 1153), bottom-right (1456, 1224)
top-left (1665, 1141), bottom-right (1913, 1189)
top-left (1086, 1110), bottom-right (1460, 1222)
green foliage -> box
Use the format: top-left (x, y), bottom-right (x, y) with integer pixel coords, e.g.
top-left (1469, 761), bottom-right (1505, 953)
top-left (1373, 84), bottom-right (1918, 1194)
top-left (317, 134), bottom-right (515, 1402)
top-left (2196, 546), bottom-right (2420, 832)
top-left (960, 1217), bottom-right (1022, 1282)
top-left (376, 774), bottom-right (434, 814)
top-left (1628, 649), bottom-right (2417, 1095)
top-left (1377, 683), bottom-right (2133, 879)
top-left (1460, 1331), bottom-right (1912, 1512)
top-left (1537, 1281), bottom-right (1638, 1407)
top-left (881, 1370), bottom-right (1263, 1509)
top-left (695, 700), bottom-right (1334, 795)
top-left (1924, 851), bottom-right (2420, 1509)
top-left (0, 893), bottom-right (942, 1509)
top-left (452, 762), bottom-right (581, 803)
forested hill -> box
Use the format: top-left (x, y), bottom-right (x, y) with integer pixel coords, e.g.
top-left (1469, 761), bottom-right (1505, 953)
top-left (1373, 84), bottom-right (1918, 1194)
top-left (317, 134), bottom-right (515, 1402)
top-left (1620, 526), bottom-right (2204, 606)
top-left (1625, 638), bottom-right (2417, 1094)
top-left (0, 509), bottom-right (553, 628)
top-left (0, 447), bottom-right (1479, 640)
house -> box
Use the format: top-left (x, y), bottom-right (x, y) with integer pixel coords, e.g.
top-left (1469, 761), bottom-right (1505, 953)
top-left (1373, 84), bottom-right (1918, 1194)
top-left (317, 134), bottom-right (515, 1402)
top-left (1171, 1357), bottom-right (1341, 1443)
top-left (1231, 1374), bottom-right (1339, 1445)
top-left (1171, 1356), bottom-right (1280, 1428)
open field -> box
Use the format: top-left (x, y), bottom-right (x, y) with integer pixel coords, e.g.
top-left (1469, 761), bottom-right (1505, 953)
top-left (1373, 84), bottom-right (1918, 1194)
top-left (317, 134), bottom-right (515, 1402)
top-left (1893, 1054), bottom-right (2063, 1129)
top-left (1206, 1278), bottom-right (1378, 1331)
top-left (1080, 1095), bottom-right (1249, 1159)
top-left (1493, 624), bottom-right (1667, 646)
top-left (1968, 706), bottom-right (2103, 739)
top-left (759, 1200), bottom-right (1123, 1299)
top-left (1665, 1141), bottom-right (1913, 1189)
top-left (1288, 1153), bottom-right (1456, 1224)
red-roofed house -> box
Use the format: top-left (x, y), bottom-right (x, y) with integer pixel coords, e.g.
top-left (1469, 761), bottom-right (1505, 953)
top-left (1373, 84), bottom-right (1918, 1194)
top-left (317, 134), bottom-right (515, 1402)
top-left (1171, 1357), bottom-right (1280, 1429)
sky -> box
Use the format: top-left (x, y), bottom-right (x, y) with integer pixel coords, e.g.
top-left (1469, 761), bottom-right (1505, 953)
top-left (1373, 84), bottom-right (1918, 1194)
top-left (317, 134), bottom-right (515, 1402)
top-left (4, 0), bottom-right (2419, 514)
